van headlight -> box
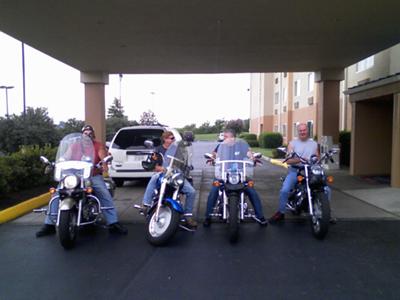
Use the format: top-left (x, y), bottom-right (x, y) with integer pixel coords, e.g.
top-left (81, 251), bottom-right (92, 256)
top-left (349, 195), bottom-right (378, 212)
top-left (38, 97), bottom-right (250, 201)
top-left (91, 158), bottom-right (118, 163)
top-left (63, 175), bottom-right (79, 189)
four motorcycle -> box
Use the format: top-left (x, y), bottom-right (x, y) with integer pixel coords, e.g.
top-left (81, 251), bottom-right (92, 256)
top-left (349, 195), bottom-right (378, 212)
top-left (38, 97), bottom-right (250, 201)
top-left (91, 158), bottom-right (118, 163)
top-left (204, 138), bottom-right (262, 243)
top-left (283, 150), bottom-right (336, 239)
top-left (35, 133), bottom-right (113, 249)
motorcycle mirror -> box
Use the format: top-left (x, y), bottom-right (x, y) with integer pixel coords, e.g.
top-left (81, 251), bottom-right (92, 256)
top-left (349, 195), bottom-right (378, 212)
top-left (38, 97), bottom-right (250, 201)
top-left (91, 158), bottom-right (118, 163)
top-left (253, 152), bottom-right (262, 159)
top-left (102, 155), bottom-right (113, 164)
top-left (144, 140), bottom-right (154, 149)
top-left (40, 156), bottom-right (50, 165)
top-left (204, 153), bottom-right (214, 160)
top-left (44, 165), bottom-right (53, 175)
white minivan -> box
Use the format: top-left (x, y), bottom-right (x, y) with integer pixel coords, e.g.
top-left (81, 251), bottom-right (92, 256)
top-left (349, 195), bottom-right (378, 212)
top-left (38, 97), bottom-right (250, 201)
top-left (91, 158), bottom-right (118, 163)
top-left (108, 125), bottom-right (182, 186)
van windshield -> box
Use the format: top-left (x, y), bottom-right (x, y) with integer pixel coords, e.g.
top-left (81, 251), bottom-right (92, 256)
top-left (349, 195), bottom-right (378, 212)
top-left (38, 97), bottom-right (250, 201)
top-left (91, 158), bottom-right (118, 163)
top-left (112, 129), bottom-right (164, 150)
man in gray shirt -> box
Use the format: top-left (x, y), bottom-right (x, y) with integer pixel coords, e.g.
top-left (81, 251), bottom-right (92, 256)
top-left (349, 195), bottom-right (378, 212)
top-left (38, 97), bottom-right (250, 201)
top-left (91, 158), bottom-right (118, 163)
top-left (269, 123), bottom-right (319, 223)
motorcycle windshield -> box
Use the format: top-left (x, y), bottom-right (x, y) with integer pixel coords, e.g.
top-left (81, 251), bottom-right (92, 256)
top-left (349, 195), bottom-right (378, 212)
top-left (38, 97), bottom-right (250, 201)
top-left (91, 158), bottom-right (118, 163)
top-left (163, 140), bottom-right (189, 173)
top-left (215, 138), bottom-right (254, 180)
top-left (54, 133), bottom-right (95, 181)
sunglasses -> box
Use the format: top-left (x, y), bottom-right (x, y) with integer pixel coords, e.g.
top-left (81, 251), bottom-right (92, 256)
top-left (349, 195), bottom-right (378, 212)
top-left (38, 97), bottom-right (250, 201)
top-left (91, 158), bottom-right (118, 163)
top-left (168, 136), bottom-right (175, 140)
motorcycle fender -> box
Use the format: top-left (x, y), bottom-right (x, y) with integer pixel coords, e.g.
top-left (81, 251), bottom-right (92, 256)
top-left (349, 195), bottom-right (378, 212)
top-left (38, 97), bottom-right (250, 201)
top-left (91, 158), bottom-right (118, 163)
top-left (164, 198), bottom-right (184, 213)
top-left (59, 198), bottom-right (76, 211)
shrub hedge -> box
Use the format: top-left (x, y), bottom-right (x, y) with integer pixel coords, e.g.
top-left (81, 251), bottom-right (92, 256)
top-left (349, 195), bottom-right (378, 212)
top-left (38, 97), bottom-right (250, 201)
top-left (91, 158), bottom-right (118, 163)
top-left (0, 145), bottom-right (57, 195)
top-left (239, 133), bottom-right (259, 147)
top-left (259, 132), bottom-right (283, 148)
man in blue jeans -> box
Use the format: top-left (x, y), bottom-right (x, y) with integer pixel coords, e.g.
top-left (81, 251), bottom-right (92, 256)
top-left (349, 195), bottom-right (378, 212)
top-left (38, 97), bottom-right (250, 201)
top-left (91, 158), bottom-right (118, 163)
top-left (269, 123), bottom-right (333, 223)
top-left (141, 131), bottom-right (197, 230)
top-left (36, 125), bottom-right (128, 237)
top-left (203, 129), bottom-right (267, 227)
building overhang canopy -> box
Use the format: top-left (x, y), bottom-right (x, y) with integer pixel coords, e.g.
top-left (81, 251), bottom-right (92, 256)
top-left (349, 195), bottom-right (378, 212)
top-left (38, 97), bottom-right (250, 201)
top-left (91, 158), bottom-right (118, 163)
top-left (1, 0), bottom-right (400, 74)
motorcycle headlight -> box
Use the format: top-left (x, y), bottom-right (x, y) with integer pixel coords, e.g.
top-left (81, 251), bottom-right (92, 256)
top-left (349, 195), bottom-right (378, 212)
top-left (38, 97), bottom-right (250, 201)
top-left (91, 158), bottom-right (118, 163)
top-left (228, 173), bottom-right (241, 185)
top-left (64, 175), bottom-right (79, 189)
top-left (170, 173), bottom-right (185, 188)
top-left (311, 166), bottom-right (323, 176)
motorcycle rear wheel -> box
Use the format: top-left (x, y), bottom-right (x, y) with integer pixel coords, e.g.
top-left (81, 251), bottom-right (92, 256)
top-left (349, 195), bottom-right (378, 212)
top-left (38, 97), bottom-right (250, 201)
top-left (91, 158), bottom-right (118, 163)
top-left (310, 192), bottom-right (330, 240)
top-left (228, 195), bottom-right (240, 243)
top-left (59, 209), bottom-right (78, 249)
top-left (146, 202), bottom-right (180, 246)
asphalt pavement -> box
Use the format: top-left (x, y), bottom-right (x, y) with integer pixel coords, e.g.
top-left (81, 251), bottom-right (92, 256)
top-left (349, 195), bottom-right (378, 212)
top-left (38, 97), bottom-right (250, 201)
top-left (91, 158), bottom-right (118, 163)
top-left (2, 140), bottom-right (400, 299)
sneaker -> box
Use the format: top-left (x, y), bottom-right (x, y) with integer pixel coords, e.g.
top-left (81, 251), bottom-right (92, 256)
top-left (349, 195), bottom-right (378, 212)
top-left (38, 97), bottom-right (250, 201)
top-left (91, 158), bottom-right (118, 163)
top-left (109, 222), bottom-right (128, 235)
top-left (203, 217), bottom-right (211, 227)
top-left (36, 224), bottom-right (56, 238)
top-left (255, 216), bottom-right (268, 227)
top-left (269, 211), bottom-right (285, 224)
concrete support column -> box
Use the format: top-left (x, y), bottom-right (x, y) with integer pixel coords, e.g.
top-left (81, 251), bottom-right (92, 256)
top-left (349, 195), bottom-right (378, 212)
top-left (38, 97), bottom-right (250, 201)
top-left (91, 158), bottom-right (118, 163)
top-left (315, 69), bottom-right (344, 143)
top-left (392, 93), bottom-right (400, 187)
top-left (80, 72), bottom-right (109, 143)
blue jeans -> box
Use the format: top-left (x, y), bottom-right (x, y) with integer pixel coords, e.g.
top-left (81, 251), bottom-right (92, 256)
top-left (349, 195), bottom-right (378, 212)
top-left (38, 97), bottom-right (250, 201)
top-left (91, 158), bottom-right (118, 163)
top-left (205, 181), bottom-right (265, 219)
top-left (142, 173), bottom-right (196, 215)
top-left (278, 168), bottom-right (332, 213)
top-left (45, 175), bottom-right (119, 225)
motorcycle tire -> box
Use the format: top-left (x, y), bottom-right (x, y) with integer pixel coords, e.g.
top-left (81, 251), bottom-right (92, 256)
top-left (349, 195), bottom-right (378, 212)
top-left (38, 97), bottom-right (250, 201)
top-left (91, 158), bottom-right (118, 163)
top-left (228, 194), bottom-right (240, 243)
top-left (146, 202), bottom-right (180, 246)
top-left (58, 209), bottom-right (78, 249)
top-left (310, 192), bottom-right (330, 240)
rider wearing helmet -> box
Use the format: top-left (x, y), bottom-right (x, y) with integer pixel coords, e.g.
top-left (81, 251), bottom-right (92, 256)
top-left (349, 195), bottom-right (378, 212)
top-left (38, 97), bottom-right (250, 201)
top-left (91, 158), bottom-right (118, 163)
top-left (36, 125), bottom-right (128, 237)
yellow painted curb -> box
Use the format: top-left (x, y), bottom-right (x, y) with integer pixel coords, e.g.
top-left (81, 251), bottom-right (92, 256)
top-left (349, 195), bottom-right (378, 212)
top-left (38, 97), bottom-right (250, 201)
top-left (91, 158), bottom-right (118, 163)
top-left (269, 159), bottom-right (288, 169)
top-left (0, 192), bottom-right (51, 224)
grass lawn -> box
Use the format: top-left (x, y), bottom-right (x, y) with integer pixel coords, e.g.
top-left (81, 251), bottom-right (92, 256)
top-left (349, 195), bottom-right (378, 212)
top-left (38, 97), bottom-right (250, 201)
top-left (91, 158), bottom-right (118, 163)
top-left (251, 147), bottom-right (274, 158)
top-left (195, 133), bottom-right (219, 141)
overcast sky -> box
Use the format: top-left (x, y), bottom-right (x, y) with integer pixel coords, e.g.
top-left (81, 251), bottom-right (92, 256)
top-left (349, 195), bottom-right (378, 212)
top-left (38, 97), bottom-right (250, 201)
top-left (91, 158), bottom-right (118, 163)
top-left (0, 31), bottom-right (251, 128)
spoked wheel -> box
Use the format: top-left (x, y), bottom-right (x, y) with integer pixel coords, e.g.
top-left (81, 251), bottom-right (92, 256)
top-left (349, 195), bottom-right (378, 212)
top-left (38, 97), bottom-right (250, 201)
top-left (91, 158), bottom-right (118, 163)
top-left (310, 192), bottom-right (330, 240)
top-left (146, 202), bottom-right (180, 246)
top-left (58, 209), bottom-right (78, 249)
top-left (228, 195), bottom-right (240, 243)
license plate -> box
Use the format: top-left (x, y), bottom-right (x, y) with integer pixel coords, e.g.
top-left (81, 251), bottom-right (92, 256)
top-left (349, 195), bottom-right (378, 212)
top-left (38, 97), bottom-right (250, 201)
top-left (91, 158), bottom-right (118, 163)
top-left (128, 155), bottom-right (147, 161)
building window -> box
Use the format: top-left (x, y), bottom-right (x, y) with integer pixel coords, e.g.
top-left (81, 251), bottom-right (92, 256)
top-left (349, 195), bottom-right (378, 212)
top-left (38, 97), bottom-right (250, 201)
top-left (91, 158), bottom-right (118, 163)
top-left (294, 80), bottom-right (301, 96)
top-left (308, 73), bottom-right (314, 92)
top-left (283, 72), bottom-right (287, 78)
top-left (274, 109), bottom-right (278, 115)
top-left (356, 55), bottom-right (374, 73)
top-left (294, 101), bottom-right (299, 109)
top-left (293, 122), bottom-right (299, 137)
top-left (274, 92), bottom-right (279, 104)
top-left (307, 120), bottom-right (314, 138)
top-left (283, 106), bottom-right (287, 112)
top-left (275, 77), bottom-right (279, 84)
top-left (283, 87), bottom-right (287, 103)
top-left (274, 125), bottom-right (279, 132)
top-left (282, 124), bottom-right (287, 137)
top-left (308, 97), bottom-right (314, 105)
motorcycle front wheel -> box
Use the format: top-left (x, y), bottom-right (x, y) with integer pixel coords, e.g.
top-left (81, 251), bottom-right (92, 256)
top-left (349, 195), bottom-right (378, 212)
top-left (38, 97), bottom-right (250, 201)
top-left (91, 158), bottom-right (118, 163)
top-left (58, 209), bottom-right (78, 249)
top-left (228, 194), bottom-right (240, 243)
top-left (310, 192), bottom-right (330, 240)
top-left (146, 202), bottom-right (180, 246)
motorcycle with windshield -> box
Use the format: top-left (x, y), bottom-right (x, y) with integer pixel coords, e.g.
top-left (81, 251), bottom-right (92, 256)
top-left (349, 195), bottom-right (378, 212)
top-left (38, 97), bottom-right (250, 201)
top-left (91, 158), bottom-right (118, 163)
top-left (36, 133), bottom-right (113, 249)
top-left (283, 150), bottom-right (336, 239)
top-left (204, 138), bottom-right (262, 243)
top-left (135, 140), bottom-right (194, 246)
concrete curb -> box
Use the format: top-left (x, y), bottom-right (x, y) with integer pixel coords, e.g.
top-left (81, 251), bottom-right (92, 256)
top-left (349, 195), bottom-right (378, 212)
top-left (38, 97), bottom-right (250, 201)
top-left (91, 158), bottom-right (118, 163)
top-left (262, 156), bottom-right (288, 169)
top-left (0, 192), bottom-right (51, 224)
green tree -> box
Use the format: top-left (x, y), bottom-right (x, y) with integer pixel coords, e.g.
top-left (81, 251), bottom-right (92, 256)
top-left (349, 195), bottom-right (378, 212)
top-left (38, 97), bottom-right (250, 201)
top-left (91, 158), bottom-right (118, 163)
top-left (0, 107), bottom-right (58, 153)
top-left (107, 98), bottom-right (125, 119)
top-left (139, 110), bottom-right (158, 125)
top-left (214, 119), bottom-right (226, 133)
top-left (58, 118), bottom-right (85, 136)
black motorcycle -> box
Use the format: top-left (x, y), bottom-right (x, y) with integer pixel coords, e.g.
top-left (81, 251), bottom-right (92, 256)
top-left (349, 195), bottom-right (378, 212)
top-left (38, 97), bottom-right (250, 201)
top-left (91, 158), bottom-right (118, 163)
top-left (283, 150), bottom-right (336, 239)
top-left (204, 138), bottom-right (262, 243)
